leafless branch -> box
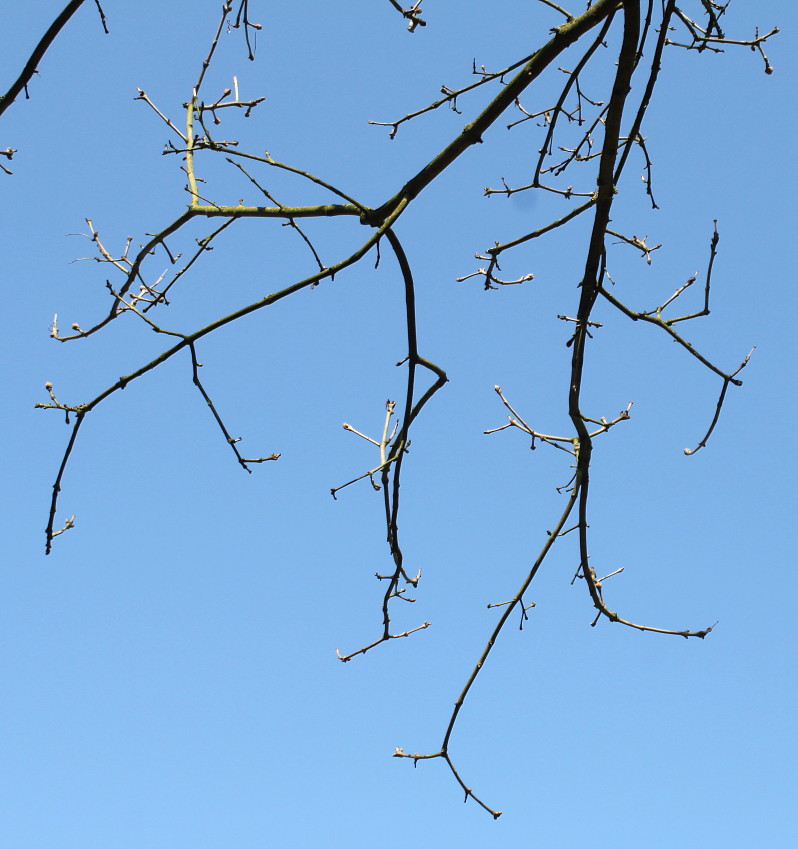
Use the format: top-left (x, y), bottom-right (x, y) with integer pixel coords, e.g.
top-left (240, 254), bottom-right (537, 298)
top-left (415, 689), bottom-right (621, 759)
top-left (22, 0), bottom-right (777, 817)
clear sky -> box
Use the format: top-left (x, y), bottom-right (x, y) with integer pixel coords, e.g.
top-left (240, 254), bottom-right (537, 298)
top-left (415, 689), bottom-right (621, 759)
top-left (2, 2), bottom-right (796, 847)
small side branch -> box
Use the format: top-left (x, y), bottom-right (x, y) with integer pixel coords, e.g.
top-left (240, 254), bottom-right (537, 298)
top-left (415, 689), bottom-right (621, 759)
top-left (579, 558), bottom-right (717, 637)
top-left (331, 402), bottom-right (399, 498)
top-left (369, 53), bottom-right (534, 138)
top-left (606, 228), bottom-right (661, 264)
top-left (667, 16), bottom-right (778, 75)
top-left (41, 407), bottom-right (88, 555)
top-left (225, 157), bottom-right (326, 272)
top-left (336, 622), bottom-right (431, 662)
top-left (537, 1), bottom-right (574, 22)
top-left (135, 89), bottom-right (187, 141)
top-left (231, 0), bottom-right (262, 61)
top-left (684, 348), bottom-right (754, 455)
top-left (485, 385), bottom-right (630, 451)
top-left (597, 290), bottom-right (743, 384)
top-left (188, 342), bottom-right (280, 471)
top-left (458, 198), bottom-right (596, 290)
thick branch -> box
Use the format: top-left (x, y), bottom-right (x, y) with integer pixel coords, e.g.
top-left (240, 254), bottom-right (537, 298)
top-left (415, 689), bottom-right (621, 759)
top-left (363, 0), bottom-right (619, 226)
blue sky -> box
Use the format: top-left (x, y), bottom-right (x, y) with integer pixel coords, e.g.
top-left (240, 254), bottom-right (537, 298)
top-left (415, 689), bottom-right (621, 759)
top-left (2, 2), bottom-right (796, 846)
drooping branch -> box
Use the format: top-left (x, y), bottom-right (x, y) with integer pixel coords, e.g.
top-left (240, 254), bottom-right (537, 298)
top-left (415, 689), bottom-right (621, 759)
top-left (335, 227), bottom-right (447, 661)
top-left (684, 348), bottom-right (753, 456)
top-left (568, 0), bottom-right (642, 629)
top-left (188, 341), bottom-right (281, 471)
top-left (394, 477), bottom-right (582, 819)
